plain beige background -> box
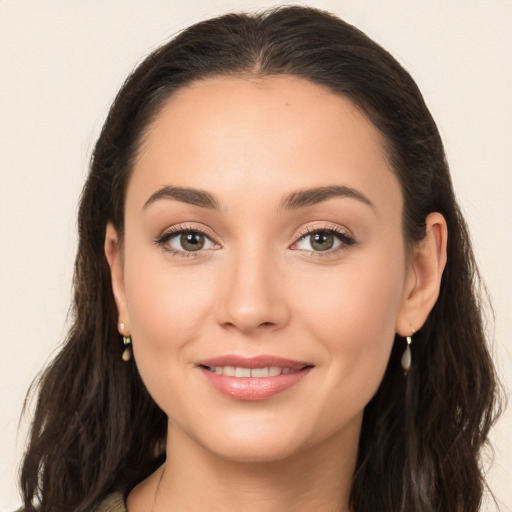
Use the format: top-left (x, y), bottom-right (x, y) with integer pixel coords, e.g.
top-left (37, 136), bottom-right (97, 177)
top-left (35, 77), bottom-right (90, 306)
top-left (1, 1), bottom-right (511, 510)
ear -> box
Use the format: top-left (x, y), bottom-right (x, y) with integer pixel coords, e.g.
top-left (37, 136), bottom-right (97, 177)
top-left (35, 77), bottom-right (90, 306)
top-left (396, 212), bottom-right (448, 336)
top-left (104, 223), bottom-right (130, 333)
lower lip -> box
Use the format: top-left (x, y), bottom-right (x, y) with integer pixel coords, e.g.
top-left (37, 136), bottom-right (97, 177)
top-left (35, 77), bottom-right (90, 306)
top-left (199, 367), bottom-right (312, 401)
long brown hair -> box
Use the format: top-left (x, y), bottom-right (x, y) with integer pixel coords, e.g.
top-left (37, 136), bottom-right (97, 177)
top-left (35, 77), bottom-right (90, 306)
top-left (20, 6), bottom-right (502, 511)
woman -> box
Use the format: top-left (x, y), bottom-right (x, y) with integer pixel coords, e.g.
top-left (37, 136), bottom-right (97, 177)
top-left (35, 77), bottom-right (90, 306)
top-left (18, 6), bottom-right (501, 512)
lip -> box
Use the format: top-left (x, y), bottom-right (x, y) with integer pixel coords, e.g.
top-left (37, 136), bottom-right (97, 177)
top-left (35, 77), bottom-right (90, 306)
top-left (196, 355), bottom-right (313, 401)
top-left (199, 354), bottom-right (310, 370)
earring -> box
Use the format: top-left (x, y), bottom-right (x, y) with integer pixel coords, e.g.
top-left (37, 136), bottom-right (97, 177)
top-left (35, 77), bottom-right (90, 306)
top-left (401, 334), bottom-right (413, 376)
top-left (122, 335), bottom-right (132, 362)
top-left (119, 322), bottom-right (132, 362)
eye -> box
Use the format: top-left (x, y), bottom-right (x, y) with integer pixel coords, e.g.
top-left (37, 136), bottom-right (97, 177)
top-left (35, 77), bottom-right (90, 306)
top-left (156, 228), bottom-right (218, 254)
top-left (291, 228), bottom-right (355, 253)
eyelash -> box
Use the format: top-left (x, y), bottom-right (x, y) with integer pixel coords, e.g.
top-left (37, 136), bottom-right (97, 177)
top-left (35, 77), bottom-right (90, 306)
top-left (154, 224), bottom-right (218, 258)
top-left (154, 224), bottom-right (356, 258)
top-left (292, 225), bottom-right (356, 255)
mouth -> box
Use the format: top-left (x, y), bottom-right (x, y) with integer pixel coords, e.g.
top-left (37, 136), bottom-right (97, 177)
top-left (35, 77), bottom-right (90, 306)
top-left (196, 355), bottom-right (314, 401)
top-left (200, 365), bottom-right (305, 377)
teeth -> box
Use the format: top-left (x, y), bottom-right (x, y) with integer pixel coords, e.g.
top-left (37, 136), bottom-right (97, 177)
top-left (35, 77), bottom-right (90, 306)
top-left (235, 367), bottom-right (251, 377)
top-left (223, 366), bottom-right (235, 377)
top-left (251, 367), bottom-right (269, 377)
top-left (207, 366), bottom-right (298, 377)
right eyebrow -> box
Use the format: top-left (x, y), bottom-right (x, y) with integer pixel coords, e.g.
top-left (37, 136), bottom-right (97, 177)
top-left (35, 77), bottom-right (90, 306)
top-left (143, 185), bottom-right (220, 210)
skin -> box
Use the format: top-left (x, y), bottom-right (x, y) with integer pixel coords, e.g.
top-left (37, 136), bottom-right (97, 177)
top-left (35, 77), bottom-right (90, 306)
top-left (105, 76), bottom-right (447, 511)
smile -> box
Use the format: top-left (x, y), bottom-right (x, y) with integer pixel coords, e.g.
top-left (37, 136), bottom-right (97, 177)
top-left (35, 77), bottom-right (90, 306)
top-left (197, 355), bottom-right (313, 400)
top-left (202, 366), bottom-right (300, 377)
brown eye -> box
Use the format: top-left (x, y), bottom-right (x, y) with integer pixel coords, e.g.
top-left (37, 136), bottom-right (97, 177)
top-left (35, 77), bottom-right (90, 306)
top-left (180, 232), bottom-right (205, 251)
top-left (310, 232), bottom-right (334, 251)
top-left (292, 228), bottom-right (355, 253)
top-left (160, 230), bottom-right (218, 253)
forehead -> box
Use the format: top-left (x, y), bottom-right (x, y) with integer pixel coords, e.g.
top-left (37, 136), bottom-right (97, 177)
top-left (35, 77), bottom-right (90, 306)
top-left (130, 75), bottom-right (401, 214)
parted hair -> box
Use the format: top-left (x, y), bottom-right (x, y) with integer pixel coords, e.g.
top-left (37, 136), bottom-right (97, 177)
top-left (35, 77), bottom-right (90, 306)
top-left (20, 6), bottom-right (501, 512)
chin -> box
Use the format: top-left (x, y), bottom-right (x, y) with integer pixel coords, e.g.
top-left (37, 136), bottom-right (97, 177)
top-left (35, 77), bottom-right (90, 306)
top-left (185, 413), bottom-right (313, 463)
top-left (206, 434), bottom-right (307, 464)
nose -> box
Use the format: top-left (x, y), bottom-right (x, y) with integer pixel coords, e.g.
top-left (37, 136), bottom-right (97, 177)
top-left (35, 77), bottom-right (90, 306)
top-left (215, 246), bottom-right (290, 334)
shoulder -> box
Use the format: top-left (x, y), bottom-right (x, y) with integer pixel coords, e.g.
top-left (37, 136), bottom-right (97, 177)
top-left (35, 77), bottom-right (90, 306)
top-left (92, 492), bottom-right (127, 512)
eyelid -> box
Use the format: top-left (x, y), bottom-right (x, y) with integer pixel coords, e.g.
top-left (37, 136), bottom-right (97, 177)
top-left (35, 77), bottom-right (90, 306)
top-left (153, 222), bottom-right (355, 257)
top-left (154, 223), bottom-right (221, 256)
top-left (294, 223), bottom-right (353, 240)
top-left (290, 223), bottom-right (356, 253)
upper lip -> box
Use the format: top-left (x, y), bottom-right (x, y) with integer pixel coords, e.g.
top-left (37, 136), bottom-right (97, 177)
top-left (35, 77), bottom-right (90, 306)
top-left (197, 355), bottom-right (312, 370)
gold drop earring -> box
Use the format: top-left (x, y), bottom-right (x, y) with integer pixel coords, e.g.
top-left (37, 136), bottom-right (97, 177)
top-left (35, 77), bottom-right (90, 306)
top-left (119, 322), bottom-right (132, 362)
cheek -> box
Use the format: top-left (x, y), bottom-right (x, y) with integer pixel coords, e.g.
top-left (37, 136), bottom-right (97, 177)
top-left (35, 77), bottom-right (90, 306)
top-left (123, 265), bottom-right (222, 430)
top-left (124, 250), bottom-right (215, 343)
top-left (300, 251), bottom-right (404, 331)
top-left (294, 246), bottom-right (406, 399)
top-left (121, 247), bottom-right (217, 403)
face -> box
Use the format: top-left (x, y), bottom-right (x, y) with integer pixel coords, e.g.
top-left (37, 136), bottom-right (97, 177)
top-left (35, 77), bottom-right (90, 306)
top-left (108, 76), bottom-right (415, 462)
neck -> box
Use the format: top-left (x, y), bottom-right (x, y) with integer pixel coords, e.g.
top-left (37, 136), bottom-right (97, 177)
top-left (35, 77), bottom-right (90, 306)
top-left (127, 416), bottom-right (360, 512)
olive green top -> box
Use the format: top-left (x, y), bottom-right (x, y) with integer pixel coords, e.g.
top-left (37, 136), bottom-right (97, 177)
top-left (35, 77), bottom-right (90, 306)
top-left (93, 492), bottom-right (127, 512)
top-left (16, 493), bottom-right (127, 512)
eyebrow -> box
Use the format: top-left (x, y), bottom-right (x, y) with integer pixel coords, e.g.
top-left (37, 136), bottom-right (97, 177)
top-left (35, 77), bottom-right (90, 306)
top-left (143, 184), bottom-right (374, 212)
top-left (143, 185), bottom-right (219, 210)
top-left (280, 185), bottom-right (374, 211)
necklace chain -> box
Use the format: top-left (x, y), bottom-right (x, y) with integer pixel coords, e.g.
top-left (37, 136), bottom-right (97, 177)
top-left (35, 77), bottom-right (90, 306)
top-left (151, 464), bottom-right (166, 512)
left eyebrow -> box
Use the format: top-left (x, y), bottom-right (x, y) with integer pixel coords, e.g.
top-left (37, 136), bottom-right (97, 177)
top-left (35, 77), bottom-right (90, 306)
top-left (143, 185), bottom-right (220, 210)
top-left (280, 185), bottom-right (375, 211)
